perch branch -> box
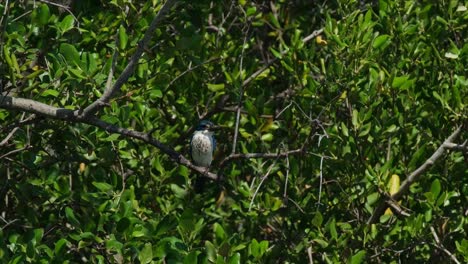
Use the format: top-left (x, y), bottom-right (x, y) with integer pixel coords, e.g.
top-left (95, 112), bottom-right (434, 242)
top-left (0, 94), bottom-right (217, 180)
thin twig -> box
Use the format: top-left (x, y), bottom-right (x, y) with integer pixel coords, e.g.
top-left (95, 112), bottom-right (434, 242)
top-left (0, 0), bottom-right (10, 54)
top-left (105, 32), bottom-right (120, 91)
top-left (307, 246), bottom-right (314, 264)
top-left (242, 28), bottom-right (324, 88)
top-left (0, 127), bottom-right (19, 147)
top-left (220, 149), bottom-right (303, 168)
top-left (0, 217), bottom-right (19, 231)
top-left (232, 21), bottom-right (251, 154)
top-left (220, 106), bottom-right (274, 118)
top-left (430, 226), bottom-right (461, 264)
top-left (0, 145), bottom-right (32, 159)
top-left (316, 155), bottom-right (324, 209)
top-left (166, 57), bottom-right (221, 91)
top-left (288, 197), bottom-right (305, 214)
top-left (249, 157), bottom-right (279, 211)
top-left (283, 149), bottom-right (290, 198)
top-left (38, 0), bottom-right (80, 27)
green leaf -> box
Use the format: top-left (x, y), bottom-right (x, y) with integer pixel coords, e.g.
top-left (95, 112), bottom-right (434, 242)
top-left (392, 75), bottom-right (409, 88)
top-left (104, 133), bottom-right (120, 141)
top-left (68, 68), bottom-right (86, 79)
top-left (171, 184), bottom-right (187, 199)
top-left (312, 238), bottom-right (329, 248)
top-left (312, 212), bottom-right (323, 227)
top-left (106, 238), bottom-right (123, 252)
top-left (155, 215), bottom-right (177, 237)
top-left (205, 241), bottom-right (217, 263)
top-left (54, 238), bottom-right (69, 255)
top-left (65, 207), bottom-right (81, 227)
top-left (350, 250), bottom-right (366, 264)
top-left (358, 123), bottom-right (371, 137)
top-left (352, 109), bottom-right (359, 128)
top-left (207, 83), bottom-right (225, 92)
top-left (184, 251), bottom-right (200, 264)
top-left (366, 192), bottom-right (379, 205)
top-left (246, 7), bottom-right (256, 16)
top-left (60, 43), bottom-right (81, 66)
top-left (261, 133), bottom-right (273, 141)
top-left (430, 179), bottom-right (441, 200)
top-left (372, 35), bottom-right (391, 49)
top-left (214, 223), bottom-right (227, 242)
top-left (250, 239), bottom-right (268, 258)
top-left (92, 181), bottom-right (113, 192)
top-left (139, 243), bottom-right (153, 264)
top-left (341, 122), bottom-right (349, 137)
top-left (270, 47), bottom-right (283, 59)
top-left (42, 89), bottom-right (59, 97)
top-left (444, 52), bottom-right (458, 59)
top-left (37, 4), bottom-right (50, 26)
top-left (58, 15), bottom-right (75, 34)
top-left (425, 208), bottom-right (432, 222)
top-left (384, 124), bottom-right (398, 134)
top-left (408, 145), bottom-right (426, 169)
top-left (119, 25), bottom-right (128, 50)
top-left (150, 89), bottom-right (163, 99)
top-left (228, 253), bottom-right (241, 264)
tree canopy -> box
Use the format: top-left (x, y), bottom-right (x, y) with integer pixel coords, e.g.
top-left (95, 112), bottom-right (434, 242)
top-left (0, 0), bottom-right (467, 263)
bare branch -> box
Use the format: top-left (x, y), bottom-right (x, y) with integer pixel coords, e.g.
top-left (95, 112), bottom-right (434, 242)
top-left (0, 94), bottom-right (218, 180)
top-left (385, 200), bottom-right (410, 217)
top-left (38, 0), bottom-right (80, 27)
top-left (242, 28), bottom-right (323, 88)
top-left (232, 20), bottom-right (251, 154)
top-left (84, 118), bottom-right (218, 181)
top-left (249, 158), bottom-right (279, 211)
top-left (0, 127), bottom-right (19, 147)
top-left (0, 145), bottom-right (32, 159)
top-left (0, 95), bottom-right (75, 120)
top-left (368, 126), bottom-right (464, 224)
top-left (392, 126), bottom-right (463, 201)
top-left (430, 226), bottom-right (461, 264)
top-left (219, 148), bottom-right (303, 168)
top-left (307, 246), bottom-right (314, 264)
top-left (81, 0), bottom-right (179, 117)
top-left (443, 141), bottom-right (467, 152)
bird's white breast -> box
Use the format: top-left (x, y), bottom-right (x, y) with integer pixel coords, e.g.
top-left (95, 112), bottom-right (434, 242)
top-left (191, 130), bottom-right (214, 167)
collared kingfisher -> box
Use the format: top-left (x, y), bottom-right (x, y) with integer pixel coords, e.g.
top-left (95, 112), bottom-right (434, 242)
top-left (190, 120), bottom-right (216, 167)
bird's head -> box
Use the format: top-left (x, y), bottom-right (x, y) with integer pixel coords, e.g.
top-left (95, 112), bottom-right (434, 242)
top-left (195, 120), bottom-right (215, 131)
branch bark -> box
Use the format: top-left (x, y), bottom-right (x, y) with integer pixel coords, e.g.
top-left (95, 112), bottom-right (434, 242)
top-left (80, 0), bottom-right (179, 117)
top-left (367, 126), bottom-right (464, 224)
top-left (219, 149), bottom-right (304, 168)
top-left (0, 94), bottom-right (218, 180)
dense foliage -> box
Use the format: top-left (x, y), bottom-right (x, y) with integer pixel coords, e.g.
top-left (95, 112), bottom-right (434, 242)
top-left (0, 0), bottom-right (467, 263)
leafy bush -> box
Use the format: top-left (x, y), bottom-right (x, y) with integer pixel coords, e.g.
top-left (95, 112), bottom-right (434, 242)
top-left (0, 0), bottom-right (466, 263)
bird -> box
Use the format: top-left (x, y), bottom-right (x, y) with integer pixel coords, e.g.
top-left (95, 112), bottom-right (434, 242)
top-left (190, 120), bottom-right (216, 167)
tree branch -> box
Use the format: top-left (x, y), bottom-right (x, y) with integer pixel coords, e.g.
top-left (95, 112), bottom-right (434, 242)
top-left (367, 126), bottom-right (464, 224)
top-left (80, 0), bottom-right (179, 117)
top-left (392, 126), bottom-right (463, 201)
top-left (0, 94), bottom-right (218, 180)
top-left (430, 226), bottom-right (461, 264)
top-left (219, 149), bottom-right (304, 168)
